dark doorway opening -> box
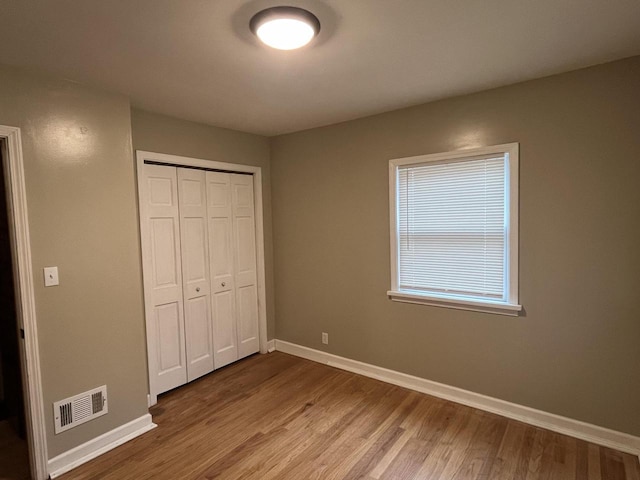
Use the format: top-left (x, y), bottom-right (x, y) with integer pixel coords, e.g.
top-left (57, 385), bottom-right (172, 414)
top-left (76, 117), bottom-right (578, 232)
top-left (0, 140), bottom-right (30, 479)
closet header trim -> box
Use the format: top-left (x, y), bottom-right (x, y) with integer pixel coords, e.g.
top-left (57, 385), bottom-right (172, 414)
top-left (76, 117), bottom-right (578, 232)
top-left (143, 160), bottom-right (253, 176)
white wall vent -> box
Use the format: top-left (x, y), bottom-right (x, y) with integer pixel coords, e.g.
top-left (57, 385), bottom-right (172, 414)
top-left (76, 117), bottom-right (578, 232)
top-left (53, 385), bottom-right (108, 434)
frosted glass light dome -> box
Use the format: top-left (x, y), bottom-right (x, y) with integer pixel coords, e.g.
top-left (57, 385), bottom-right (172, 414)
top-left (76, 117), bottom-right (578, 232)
top-left (250, 7), bottom-right (321, 50)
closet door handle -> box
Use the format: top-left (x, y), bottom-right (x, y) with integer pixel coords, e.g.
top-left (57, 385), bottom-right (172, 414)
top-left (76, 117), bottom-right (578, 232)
top-left (196, 287), bottom-right (201, 292)
top-left (221, 282), bottom-right (226, 287)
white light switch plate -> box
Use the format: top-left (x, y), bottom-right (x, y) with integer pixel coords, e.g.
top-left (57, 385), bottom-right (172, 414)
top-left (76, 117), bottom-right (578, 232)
top-left (44, 266), bottom-right (59, 287)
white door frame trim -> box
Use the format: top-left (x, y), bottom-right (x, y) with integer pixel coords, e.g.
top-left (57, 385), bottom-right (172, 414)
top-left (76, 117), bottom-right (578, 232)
top-left (136, 150), bottom-right (269, 405)
top-left (0, 125), bottom-right (49, 480)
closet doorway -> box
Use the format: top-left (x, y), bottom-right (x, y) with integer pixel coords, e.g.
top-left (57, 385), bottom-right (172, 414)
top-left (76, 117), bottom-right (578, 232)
top-left (136, 152), bottom-right (268, 405)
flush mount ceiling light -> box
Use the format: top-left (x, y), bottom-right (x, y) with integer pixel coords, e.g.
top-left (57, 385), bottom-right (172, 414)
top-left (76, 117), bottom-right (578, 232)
top-left (250, 6), bottom-right (321, 50)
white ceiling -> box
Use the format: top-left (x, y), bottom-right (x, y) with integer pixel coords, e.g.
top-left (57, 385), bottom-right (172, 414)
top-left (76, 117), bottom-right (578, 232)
top-left (1, 0), bottom-right (639, 136)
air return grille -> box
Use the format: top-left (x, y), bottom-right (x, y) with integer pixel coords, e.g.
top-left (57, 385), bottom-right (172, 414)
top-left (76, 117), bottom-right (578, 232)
top-left (54, 385), bottom-right (108, 434)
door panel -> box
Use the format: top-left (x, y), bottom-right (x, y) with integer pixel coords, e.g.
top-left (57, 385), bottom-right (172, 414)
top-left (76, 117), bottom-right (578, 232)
top-left (211, 289), bottom-right (238, 368)
top-left (156, 302), bottom-right (183, 373)
top-left (231, 174), bottom-right (259, 359)
top-left (141, 164), bottom-right (187, 395)
top-left (236, 285), bottom-right (259, 357)
top-left (150, 218), bottom-right (179, 289)
top-left (185, 296), bottom-right (212, 362)
top-left (182, 218), bottom-right (208, 285)
top-left (209, 218), bottom-right (234, 293)
top-left (148, 177), bottom-right (173, 206)
top-left (233, 216), bottom-right (257, 287)
top-left (206, 172), bottom-right (239, 367)
top-left (178, 168), bottom-right (214, 381)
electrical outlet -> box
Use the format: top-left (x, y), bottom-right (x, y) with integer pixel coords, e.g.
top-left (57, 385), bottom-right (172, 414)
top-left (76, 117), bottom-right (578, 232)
top-left (322, 332), bottom-right (329, 345)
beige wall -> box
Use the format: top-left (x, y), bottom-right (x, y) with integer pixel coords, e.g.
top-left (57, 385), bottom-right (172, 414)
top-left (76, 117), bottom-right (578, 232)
top-left (270, 56), bottom-right (640, 436)
top-left (0, 65), bottom-right (148, 456)
top-left (130, 109), bottom-right (275, 338)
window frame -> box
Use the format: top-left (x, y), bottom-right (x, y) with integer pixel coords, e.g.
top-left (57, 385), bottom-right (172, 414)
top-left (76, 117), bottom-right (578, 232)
top-left (388, 143), bottom-right (521, 316)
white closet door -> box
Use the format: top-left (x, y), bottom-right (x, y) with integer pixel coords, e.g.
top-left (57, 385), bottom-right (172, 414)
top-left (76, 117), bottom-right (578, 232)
top-left (140, 164), bottom-right (187, 394)
top-left (231, 174), bottom-right (260, 358)
top-left (206, 172), bottom-right (238, 368)
top-left (177, 168), bottom-right (214, 381)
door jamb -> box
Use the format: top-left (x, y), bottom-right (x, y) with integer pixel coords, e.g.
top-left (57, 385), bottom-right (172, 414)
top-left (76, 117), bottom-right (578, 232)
top-left (136, 150), bottom-right (269, 406)
top-left (0, 125), bottom-right (48, 480)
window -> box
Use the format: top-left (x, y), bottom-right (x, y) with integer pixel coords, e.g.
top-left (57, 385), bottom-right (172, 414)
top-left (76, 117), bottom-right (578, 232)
top-left (388, 143), bottom-right (521, 315)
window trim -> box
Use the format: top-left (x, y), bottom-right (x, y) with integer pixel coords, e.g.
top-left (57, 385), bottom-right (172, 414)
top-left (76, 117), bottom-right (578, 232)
top-left (388, 143), bottom-right (521, 316)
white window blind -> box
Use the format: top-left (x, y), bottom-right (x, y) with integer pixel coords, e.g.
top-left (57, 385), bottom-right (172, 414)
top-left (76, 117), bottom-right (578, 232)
top-left (397, 154), bottom-right (507, 301)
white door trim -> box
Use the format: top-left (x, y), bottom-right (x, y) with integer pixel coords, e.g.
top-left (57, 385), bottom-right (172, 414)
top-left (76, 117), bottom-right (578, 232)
top-left (0, 125), bottom-right (49, 480)
top-left (136, 150), bottom-right (269, 405)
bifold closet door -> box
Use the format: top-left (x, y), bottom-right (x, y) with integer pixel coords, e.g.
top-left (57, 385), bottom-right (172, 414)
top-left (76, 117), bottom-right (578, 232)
top-left (206, 172), bottom-right (238, 368)
top-left (140, 164), bottom-right (187, 395)
top-left (206, 172), bottom-right (260, 368)
top-left (231, 174), bottom-right (260, 358)
top-left (177, 168), bottom-right (214, 381)
top-left (141, 164), bottom-right (261, 395)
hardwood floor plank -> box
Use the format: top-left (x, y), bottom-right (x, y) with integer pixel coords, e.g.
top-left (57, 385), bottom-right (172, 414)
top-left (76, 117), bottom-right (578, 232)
top-left (379, 401), bottom-right (468, 480)
top-left (602, 448), bottom-right (629, 480)
top-left (524, 428), bottom-right (549, 480)
top-left (343, 425), bottom-right (406, 480)
top-left (451, 411), bottom-right (508, 480)
top-left (481, 415), bottom-right (516, 479)
top-left (417, 406), bottom-right (480, 479)
top-left (513, 425), bottom-right (537, 479)
top-left (623, 454), bottom-right (640, 480)
top-left (587, 443), bottom-right (602, 480)
top-left (229, 424), bottom-right (323, 480)
top-left (379, 437), bottom-right (434, 480)
top-left (279, 379), bottom-right (411, 480)
top-left (58, 352), bottom-right (640, 480)
top-left (550, 434), bottom-right (577, 480)
top-left (368, 394), bottom-right (445, 479)
top-left (536, 431), bottom-right (565, 480)
top-left (340, 394), bottom-right (421, 480)
top-left (488, 421), bottom-right (528, 479)
top-left (575, 440), bottom-right (589, 480)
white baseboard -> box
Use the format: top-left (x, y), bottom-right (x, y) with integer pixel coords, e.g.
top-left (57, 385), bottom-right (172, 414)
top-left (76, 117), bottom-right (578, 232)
top-left (275, 339), bottom-right (640, 457)
top-left (267, 339), bottom-right (276, 353)
top-left (48, 413), bottom-right (157, 478)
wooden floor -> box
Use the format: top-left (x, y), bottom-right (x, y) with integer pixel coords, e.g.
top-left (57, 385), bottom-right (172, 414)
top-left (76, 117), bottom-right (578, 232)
top-left (0, 420), bottom-right (30, 480)
top-left (61, 352), bottom-right (639, 480)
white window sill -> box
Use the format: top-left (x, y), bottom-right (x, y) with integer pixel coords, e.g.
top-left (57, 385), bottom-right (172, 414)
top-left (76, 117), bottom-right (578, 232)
top-left (387, 290), bottom-right (522, 316)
